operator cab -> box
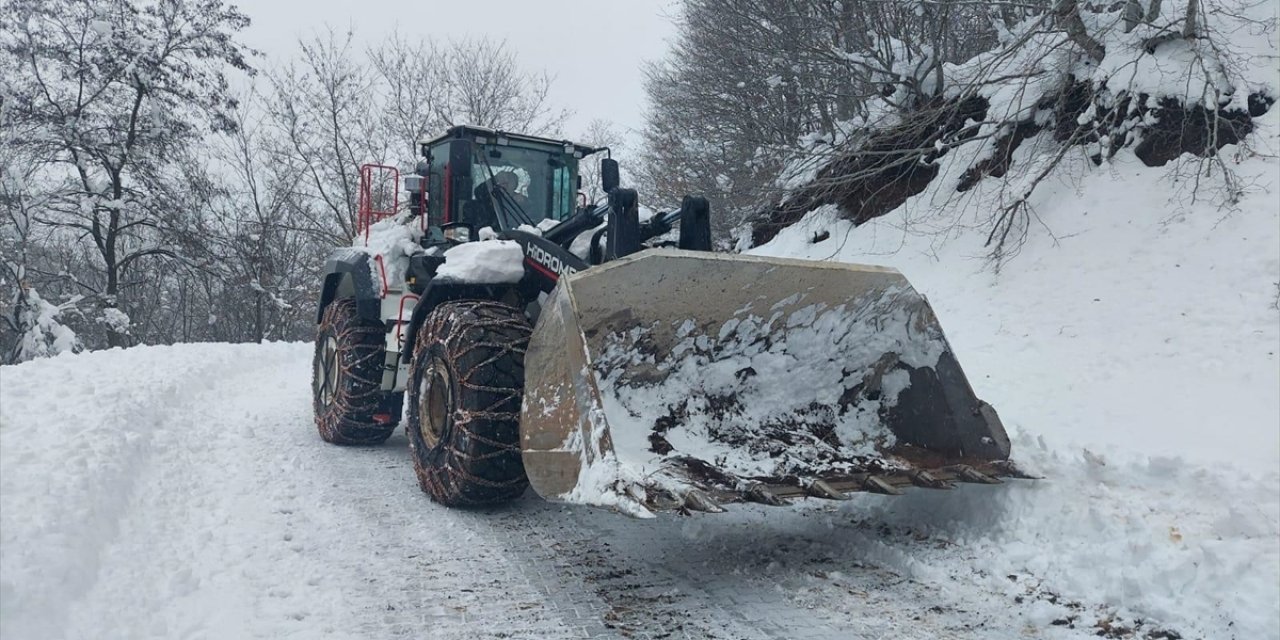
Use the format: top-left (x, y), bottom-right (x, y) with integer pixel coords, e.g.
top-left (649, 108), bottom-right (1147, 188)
top-left (415, 126), bottom-right (603, 237)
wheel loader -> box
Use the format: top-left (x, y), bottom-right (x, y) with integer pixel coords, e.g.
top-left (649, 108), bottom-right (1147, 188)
top-left (311, 125), bottom-right (1021, 517)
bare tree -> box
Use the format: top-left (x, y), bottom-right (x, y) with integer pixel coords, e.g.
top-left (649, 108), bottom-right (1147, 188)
top-left (369, 34), bottom-right (451, 159)
top-left (433, 38), bottom-right (569, 136)
top-left (261, 29), bottom-right (384, 244)
top-left (261, 31), bottom-right (569, 247)
top-left (1, 12), bottom-right (576, 355)
top-left (0, 137), bottom-right (83, 362)
top-left (577, 118), bottom-right (626, 205)
top-left (206, 94), bottom-right (324, 342)
top-left (185, 30), bottom-right (574, 344)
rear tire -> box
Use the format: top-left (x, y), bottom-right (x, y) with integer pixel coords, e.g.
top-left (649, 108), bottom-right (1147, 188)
top-left (406, 301), bottom-right (531, 506)
top-left (312, 298), bottom-right (398, 445)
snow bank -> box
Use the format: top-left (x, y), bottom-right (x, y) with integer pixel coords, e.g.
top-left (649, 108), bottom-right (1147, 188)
top-left (434, 240), bottom-right (525, 284)
top-left (770, 0), bottom-right (1277, 240)
top-left (846, 434), bottom-right (1279, 640)
top-left (756, 109), bottom-right (1280, 471)
top-left (0, 343), bottom-right (299, 640)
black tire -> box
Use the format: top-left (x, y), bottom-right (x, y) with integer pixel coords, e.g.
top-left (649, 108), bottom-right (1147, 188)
top-left (406, 300), bottom-right (531, 506)
top-left (312, 298), bottom-right (399, 445)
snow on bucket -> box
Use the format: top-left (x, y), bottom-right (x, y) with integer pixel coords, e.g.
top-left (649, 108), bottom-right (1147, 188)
top-left (520, 249), bottom-right (1013, 516)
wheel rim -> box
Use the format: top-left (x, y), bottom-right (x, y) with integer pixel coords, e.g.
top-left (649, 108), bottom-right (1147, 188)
top-left (317, 336), bottom-right (339, 406)
top-left (418, 357), bottom-right (450, 448)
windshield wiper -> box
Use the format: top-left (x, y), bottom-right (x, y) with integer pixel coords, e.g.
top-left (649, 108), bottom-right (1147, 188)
top-left (476, 150), bottom-right (536, 229)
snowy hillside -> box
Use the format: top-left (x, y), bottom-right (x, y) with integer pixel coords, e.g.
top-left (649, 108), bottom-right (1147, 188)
top-left (755, 110), bottom-right (1280, 474)
top-left (750, 106), bottom-right (1280, 638)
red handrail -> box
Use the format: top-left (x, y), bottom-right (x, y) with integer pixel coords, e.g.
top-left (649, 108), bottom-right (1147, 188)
top-left (358, 163), bottom-right (400, 244)
top-left (395, 294), bottom-right (420, 348)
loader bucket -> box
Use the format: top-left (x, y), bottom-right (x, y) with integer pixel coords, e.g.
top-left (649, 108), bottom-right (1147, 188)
top-left (520, 249), bottom-right (1017, 517)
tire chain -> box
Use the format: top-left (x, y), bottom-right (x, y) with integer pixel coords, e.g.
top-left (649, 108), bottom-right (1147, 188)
top-left (314, 299), bottom-right (396, 445)
top-left (412, 301), bottom-right (532, 505)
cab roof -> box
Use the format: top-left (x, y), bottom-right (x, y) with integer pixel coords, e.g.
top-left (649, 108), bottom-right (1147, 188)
top-left (420, 125), bottom-right (603, 158)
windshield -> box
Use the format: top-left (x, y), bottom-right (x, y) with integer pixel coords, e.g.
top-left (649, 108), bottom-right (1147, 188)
top-left (472, 144), bottom-right (577, 229)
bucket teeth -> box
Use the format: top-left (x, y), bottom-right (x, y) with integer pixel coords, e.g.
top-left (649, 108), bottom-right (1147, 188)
top-left (861, 474), bottom-right (905, 496)
top-left (909, 470), bottom-right (953, 489)
top-left (804, 479), bottom-right (850, 500)
top-left (745, 484), bottom-right (789, 506)
top-left (951, 464), bottom-right (1003, 485)
top-left (682, 489), bottom-right (727, 513)
top-left (991, 460), bottom-right (1038, 479)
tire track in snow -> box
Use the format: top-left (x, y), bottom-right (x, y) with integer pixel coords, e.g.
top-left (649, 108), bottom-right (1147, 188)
top-left (477, 499), bottom-right (1044, 639)
top-left (58, 344), bottom-right (314, 639)
top-left (60, 344), bottom-right (587, 639)
top-left (199, 348), bottom-right (994, 639)
top-left (295, 436), bottom-right (594, 639)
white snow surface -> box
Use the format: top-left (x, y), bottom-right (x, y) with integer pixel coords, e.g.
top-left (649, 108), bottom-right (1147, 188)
top-left (433, 239), bottom-right (526, 284)
top-left (755, 110), bottom-right (1280, 475)
top-left (3, 341), bottom-right (1272, 640)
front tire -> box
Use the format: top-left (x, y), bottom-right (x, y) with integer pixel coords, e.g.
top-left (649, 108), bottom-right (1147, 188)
top-left (406, 301), bottom-right (531, 506)
top-left (312, 298), bottom-right (398, 445)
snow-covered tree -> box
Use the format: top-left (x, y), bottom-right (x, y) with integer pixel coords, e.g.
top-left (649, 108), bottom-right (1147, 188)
top-left (2, 6), bottom-right (572, 350)
top-left (0, 118), bottom-right (87, 363)
top-left (3, 280), bottom-right (83, 363)
top-left (1, 0), bottom-right (254, 348)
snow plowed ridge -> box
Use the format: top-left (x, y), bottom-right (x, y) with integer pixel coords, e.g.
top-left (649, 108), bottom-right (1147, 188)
top-left (2, 343), bottom-right (1275, 639)
top-left (0, 343), bottom-right (278, 639)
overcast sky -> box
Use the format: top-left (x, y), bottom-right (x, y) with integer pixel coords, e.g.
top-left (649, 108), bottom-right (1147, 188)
top-left (238, 0), bottom-right (681, 144)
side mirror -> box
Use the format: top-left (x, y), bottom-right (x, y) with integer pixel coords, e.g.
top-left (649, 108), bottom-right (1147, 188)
top-left (442, 221), bottom-right (475, 244)
top-left (601, 158), bottom-right (620, 193)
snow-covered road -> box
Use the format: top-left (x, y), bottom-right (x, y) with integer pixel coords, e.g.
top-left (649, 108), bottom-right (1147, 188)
top-left (3, 342), bottom-right (1275, 639)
